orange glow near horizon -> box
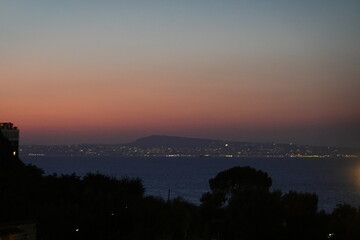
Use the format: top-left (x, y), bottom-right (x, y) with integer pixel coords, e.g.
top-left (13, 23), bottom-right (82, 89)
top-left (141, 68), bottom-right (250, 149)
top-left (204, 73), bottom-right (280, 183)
top-left (2, 60), bottom-right (359, 145)
top-left (1, 1), bottom-right (359, 145)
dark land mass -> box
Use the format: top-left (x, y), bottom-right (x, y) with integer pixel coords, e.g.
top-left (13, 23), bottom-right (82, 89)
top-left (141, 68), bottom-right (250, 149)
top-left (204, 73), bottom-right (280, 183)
top-left (1, 133), bottom-right (360, 239)
top-left (130, 135), bottom-right (359, 152)
top-left (21, 135), bottom-right (360, 157)
top-left (129, 135), bottom-right (228, 148)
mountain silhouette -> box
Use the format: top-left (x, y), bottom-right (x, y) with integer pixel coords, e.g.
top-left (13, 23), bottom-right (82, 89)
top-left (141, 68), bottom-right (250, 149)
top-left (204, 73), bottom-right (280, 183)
top-left (129, 135), bottom-right (231, 148)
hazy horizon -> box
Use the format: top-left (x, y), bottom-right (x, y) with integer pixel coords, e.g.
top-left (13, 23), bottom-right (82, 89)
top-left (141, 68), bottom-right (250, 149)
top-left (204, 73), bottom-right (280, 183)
top-left (17, 133), bottom-right (359, 149)
top-left (2, 1), bottom-right (360, 147)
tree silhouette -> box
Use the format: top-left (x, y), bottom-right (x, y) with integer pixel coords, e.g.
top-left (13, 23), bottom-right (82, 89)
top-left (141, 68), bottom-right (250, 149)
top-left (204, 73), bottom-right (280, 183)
top-left (201, 166), bottom-right (272, 208)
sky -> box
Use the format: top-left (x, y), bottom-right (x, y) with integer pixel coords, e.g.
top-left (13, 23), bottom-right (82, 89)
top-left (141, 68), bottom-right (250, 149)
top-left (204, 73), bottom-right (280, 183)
top-left (1, 0), bottom-right (360, 147)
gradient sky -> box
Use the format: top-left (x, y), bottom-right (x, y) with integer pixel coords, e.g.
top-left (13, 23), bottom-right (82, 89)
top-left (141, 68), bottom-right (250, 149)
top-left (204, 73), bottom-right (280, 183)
top-left (1, 0), bottom-right (360, 147)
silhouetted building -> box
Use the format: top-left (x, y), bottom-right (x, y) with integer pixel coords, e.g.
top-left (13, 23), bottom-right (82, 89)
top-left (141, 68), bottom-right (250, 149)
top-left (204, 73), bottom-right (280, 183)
top-left (0, 123), bottom-right (19, 157)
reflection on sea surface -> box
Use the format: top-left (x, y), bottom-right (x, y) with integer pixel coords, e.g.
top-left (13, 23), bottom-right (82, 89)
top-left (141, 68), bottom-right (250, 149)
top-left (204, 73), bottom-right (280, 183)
top-left (353, 159), bottom-right (360, 190)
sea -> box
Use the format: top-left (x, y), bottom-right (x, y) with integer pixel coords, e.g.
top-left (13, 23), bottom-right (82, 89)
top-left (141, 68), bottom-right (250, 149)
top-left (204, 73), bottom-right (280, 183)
top-left (21, 156), bottom-right (360, 212)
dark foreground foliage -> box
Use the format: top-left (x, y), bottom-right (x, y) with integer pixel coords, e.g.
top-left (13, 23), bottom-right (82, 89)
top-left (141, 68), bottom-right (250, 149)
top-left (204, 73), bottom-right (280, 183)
top-left (1, 138), bottom-right (360, 239)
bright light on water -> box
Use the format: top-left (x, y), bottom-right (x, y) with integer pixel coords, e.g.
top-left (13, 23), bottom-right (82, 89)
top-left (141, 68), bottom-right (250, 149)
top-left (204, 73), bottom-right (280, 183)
top-left (353, 160), bottom-right (360, 190)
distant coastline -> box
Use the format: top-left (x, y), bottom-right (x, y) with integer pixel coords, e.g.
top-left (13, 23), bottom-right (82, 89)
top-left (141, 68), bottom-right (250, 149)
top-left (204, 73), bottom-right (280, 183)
top-left (20, 135), bottom-right (360, 158)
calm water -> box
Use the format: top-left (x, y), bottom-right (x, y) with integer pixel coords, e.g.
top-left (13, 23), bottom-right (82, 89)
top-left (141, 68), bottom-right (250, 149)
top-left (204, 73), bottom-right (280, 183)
top-left (21, 156), bottom-right (360, 212)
